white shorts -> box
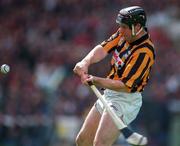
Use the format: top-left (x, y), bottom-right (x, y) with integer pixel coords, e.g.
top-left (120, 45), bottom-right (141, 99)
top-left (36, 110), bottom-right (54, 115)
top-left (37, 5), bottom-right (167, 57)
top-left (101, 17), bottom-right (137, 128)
top-left (95, 89), bottom-right (142, 125)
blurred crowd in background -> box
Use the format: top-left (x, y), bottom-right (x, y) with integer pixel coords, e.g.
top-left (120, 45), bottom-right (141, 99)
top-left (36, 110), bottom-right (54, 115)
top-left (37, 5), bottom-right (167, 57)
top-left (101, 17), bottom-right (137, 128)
top-left (0, 0), bottom-right (180, 146)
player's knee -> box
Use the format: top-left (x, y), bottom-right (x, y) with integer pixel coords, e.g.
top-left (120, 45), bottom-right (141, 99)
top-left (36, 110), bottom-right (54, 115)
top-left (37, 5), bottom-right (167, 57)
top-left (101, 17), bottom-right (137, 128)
top-left (93, 138), bottom-right (107, 146)
top-left (75, 134), bottom-right (82, 146)
top-left (76, 132), bottom-right (89, 146)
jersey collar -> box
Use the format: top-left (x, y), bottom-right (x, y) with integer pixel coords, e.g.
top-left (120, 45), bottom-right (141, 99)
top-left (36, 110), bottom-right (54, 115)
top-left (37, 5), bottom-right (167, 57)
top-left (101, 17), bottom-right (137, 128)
top-left (130, 33), bottom-right (149, 46)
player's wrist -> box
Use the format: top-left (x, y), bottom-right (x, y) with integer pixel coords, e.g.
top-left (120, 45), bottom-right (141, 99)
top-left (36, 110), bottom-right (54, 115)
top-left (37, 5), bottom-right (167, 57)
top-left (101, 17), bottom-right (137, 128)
top-left (81, 58), bottom-right (91, 66)
top-left (91, 76), bottom-right (97, 84)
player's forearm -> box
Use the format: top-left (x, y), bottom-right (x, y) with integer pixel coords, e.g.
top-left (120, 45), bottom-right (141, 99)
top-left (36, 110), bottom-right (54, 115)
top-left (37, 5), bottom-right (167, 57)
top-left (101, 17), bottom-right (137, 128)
top-left (73, 45), bottom-right (107, 76)
top-left (81, 45), bottom-right (107, 66)
top-left (93, 76), bottom-right (129, 92)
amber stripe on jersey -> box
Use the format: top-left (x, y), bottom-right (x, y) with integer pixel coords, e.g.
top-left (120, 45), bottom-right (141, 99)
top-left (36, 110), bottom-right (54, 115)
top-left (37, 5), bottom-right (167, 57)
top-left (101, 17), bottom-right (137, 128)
top-left (120, 42), bottom-right (155, 92)
top-left (101, 31), bottom-right (155, 92)
top-left (101, 31), bottom-right (122, 53)
top-left (121, 53), bottom-right (151, 91)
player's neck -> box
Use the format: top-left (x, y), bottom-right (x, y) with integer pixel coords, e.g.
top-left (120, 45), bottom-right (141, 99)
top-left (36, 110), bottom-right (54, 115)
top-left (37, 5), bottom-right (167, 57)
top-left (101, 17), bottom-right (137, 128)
top-left (130, 29), bottom-right (147, 43)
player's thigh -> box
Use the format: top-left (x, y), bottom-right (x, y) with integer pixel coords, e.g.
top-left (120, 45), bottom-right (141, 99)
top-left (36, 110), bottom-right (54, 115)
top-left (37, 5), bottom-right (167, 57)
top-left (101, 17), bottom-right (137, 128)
top-left (94, 111), bottom-right (120, 146)
top-left (76, 105), bottom-right (101, 142)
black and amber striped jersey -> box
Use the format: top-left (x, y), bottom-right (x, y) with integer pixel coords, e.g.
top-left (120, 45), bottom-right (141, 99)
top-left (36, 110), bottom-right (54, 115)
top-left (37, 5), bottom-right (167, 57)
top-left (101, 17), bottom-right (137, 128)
top-left (100, 30), bottom-right (155, 93)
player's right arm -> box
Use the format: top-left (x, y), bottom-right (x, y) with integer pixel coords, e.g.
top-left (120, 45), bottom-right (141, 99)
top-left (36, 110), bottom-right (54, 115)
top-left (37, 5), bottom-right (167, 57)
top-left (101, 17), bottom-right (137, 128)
top-left (73, 45), bottom-right (107, 76)
top-left (73, 30), bottom-right (121, 77)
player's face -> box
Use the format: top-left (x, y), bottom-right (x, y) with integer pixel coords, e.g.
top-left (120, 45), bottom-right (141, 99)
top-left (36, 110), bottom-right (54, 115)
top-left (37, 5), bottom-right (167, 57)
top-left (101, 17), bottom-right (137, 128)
top-left (118, 24), bottom-right (133, 43)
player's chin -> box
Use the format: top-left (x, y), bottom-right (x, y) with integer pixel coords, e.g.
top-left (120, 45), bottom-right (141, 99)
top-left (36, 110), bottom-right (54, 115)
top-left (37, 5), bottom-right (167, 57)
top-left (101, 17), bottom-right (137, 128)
top-left (124, 36), bottom-right (131, 42)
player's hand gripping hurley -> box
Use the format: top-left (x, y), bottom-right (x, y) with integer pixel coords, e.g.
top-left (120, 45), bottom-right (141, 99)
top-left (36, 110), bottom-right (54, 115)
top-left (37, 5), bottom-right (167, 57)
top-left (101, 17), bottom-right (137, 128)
top-left (87, 81), bottom-right (148, 146)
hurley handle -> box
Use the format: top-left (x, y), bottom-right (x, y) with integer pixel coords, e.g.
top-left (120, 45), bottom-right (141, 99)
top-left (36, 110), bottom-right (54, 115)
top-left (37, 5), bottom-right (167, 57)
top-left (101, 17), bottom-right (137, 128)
top-left (87, 81), bottom-right (93, 86)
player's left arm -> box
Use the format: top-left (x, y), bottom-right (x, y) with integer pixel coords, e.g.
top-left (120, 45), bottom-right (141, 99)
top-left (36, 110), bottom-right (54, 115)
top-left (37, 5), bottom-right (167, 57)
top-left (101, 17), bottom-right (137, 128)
top-left (83, 51), bottom-right (153, 92)
top-left (83, 75), bottom-right (129, 92)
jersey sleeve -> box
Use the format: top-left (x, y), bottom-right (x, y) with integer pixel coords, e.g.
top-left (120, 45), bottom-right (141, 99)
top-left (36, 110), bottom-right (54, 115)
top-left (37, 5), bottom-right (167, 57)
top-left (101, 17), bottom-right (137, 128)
top-left (100, 31), bottom-right (121, 53)
top-left (120, 52), bottom-right (152, 88)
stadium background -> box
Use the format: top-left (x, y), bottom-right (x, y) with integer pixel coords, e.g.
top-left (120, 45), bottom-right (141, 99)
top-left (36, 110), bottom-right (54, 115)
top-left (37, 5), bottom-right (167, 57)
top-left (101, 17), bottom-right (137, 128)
top-left (0, 0), bottom-right (179, 146)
